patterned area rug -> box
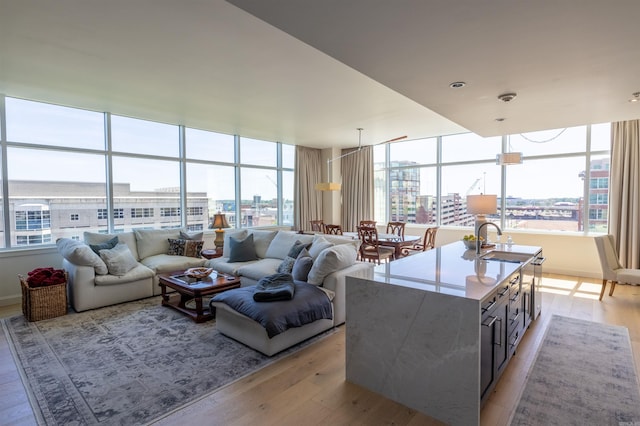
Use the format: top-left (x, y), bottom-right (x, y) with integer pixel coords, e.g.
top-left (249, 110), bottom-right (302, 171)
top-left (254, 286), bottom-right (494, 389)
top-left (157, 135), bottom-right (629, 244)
top-left (2, 297), bottom-right (334, 425)
top-left (511, 314), bottom-right (640, 425)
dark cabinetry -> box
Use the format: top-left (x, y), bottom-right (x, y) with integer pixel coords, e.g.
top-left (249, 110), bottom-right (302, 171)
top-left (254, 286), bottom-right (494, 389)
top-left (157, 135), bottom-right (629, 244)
top-left (480, 279), bottom-right (510, 400)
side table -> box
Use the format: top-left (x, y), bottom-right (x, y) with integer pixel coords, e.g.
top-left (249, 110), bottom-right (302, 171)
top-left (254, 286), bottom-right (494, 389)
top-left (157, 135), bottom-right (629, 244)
top-left (201, 248), bottom-right (223, 259)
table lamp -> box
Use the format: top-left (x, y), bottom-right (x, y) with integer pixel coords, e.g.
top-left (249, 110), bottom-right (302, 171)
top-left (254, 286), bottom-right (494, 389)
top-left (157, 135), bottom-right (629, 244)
top-left (211, 213), bottom-right (230, 250)
top-left (466, 194), bottom-right (497, 244)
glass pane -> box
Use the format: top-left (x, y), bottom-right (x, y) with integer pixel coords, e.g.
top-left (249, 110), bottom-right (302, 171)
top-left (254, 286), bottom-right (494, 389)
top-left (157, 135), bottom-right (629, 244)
top-left (112, 157), bottom-right (181, 231)
top-left (587, 155), bottom-right (609, 233)
top-left (6, 97), bottom-right (104, 149)
top-left (186, 163), bottom-right (237, 230)
top-left (282, 170), bottom-right (294, 226)
top-left (390, 137), bottom-right (437, 165)
top-left (241, 168), bottom-right (278, 227)
top-left (374, 169), bottom-right (386, 223)
top-left (111, 115), bottom-right (179, 157)
top-left (185, 128), bottom-right (235, 162)
top-left (441, 164), bottom-right (501, 227)
top-left (591, 123), bottom-right (611, 151)
top-left (0, 150), bottom-right (4, 248)
top-left (7, 147), bottom-right (106, 245)
top-left (504, 157), bottom-right (585, 232)
top-left (240, 137), bottom-right (277, 166)
top-left (373, 144), bottom-right (386, 171)
top-left (442, 133), bottom-right (501, 163)
top-left (282, 144), bottom-right (295, 169)
top-left (508, 126), bottom-right (586, 156)
top-left (390, 166), bottom-right (437, 224)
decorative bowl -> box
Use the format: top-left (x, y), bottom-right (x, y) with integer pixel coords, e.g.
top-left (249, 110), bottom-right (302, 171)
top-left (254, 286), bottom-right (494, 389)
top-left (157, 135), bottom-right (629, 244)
top-left (184, 267), bottom-right (214, 279)
top-left (463, 239), bottom-right (479, 250)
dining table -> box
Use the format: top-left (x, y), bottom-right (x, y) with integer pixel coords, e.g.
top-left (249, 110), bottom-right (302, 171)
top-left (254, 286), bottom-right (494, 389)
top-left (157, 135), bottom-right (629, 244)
top-left (343, 232), bottom-right (421, 259)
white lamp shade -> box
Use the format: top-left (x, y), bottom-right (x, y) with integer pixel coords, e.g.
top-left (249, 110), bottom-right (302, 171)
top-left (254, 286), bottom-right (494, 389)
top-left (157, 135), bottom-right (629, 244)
top-left (467, 194), bottom-right (497, 215)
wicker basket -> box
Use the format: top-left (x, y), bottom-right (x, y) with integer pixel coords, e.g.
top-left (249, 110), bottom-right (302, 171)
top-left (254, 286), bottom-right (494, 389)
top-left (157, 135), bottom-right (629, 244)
top-left (19, 274), bottom-right (68, 322)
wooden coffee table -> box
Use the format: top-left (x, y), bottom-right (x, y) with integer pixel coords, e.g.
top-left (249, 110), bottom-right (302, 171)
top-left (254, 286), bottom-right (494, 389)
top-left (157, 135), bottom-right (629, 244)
top-left (158, 270), bottom-right (241, 323)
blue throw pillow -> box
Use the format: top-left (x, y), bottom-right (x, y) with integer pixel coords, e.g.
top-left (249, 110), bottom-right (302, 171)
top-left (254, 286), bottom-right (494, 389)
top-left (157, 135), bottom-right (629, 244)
top-left (292, 248), bottom-right (314, 282)
top-left (89, 236), bottom-right (119, 255)
top-left (228, 234), bottom-right (258, 262)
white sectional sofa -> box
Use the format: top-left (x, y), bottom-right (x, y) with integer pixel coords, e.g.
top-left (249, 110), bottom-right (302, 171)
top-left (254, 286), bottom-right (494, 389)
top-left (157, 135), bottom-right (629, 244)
top-left (208, 229), bottom-right (374, 355)
top-left (57, 229), bottom-right (208, 312)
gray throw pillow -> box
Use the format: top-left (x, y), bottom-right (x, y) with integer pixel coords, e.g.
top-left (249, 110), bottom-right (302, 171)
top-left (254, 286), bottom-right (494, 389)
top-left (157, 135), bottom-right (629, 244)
top-left (292, 248), bottom-right (314, 282)
top-left (228, 234), bottom-right (258, 263)
top-left (89, 236), bottom-right (118, 255)
top-left (180, 230), bottom-right (204, 241)
top-left (99, 243), bottom-right (139, 276)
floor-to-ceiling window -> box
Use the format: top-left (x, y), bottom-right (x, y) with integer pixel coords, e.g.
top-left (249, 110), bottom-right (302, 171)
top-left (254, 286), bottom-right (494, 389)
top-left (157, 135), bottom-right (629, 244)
top-left (375, 123), bottom-right (610, 234)
top-left (0, 95), bottom-right (295, 249)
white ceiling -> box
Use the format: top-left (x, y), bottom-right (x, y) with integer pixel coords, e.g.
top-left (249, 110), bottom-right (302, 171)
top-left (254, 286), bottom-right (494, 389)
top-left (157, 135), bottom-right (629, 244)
top-left (1, 0), bottom-right (639, 150)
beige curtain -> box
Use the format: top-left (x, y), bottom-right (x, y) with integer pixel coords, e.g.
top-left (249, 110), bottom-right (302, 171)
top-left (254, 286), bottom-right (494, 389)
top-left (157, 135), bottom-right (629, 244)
top-left (294, 146), bottom-right (323, 232)
top-left (609, 120), bottom-right (640, 268)
top-left (341, 146), bottom-right (373, 232)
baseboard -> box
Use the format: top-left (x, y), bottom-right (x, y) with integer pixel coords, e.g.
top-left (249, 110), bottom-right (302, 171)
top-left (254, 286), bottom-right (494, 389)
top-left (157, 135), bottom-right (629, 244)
top-left (543, 266), bottom-right (600, 279)
top-left (0, 294), bottom-right (21, 307)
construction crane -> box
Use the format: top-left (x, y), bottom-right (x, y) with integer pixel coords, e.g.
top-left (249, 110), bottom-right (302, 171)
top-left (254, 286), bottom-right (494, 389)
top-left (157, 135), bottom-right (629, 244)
top-left (466, 178), bottom-right (482, 195)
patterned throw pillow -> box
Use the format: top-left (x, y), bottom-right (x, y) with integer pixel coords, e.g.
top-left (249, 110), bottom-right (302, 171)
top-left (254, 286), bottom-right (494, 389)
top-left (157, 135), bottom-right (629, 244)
top-left (167, 238), bottom-right (204, 258)
top-left (277, 240), bottom-right (311, 274)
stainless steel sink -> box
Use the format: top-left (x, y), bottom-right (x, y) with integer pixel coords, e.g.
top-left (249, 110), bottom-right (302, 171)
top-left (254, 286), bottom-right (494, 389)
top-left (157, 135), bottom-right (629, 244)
top-left (480, 251), bottom-right (533, 263)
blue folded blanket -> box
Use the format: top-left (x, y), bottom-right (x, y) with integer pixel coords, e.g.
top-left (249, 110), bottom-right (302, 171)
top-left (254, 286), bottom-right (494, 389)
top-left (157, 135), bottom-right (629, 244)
top-left (253, 273), bottom-right (295, 302)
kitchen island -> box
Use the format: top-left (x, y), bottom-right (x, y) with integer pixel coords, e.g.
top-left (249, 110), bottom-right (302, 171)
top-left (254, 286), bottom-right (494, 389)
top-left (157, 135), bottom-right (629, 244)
top-left (345, 241), bottom-right (543, 426)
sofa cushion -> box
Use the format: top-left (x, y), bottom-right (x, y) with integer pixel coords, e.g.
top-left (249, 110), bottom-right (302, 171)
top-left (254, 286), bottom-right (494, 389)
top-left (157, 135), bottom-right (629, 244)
top-left (180, 230), bottom-right (203, 240)
top-left (308, 235), bottom-right (335, 259)
top-left (236, 258), bottom-right (283, 282)
top-left (141, 254), bottom-right (206, 274)
top-left (229, 234), bottom-right (258, 262)
top-left (265, 231), bottom-right (313, 260)
top-left (94, 263), bottom-right (154, 286)
top-left (99, 243), bottom-right (139, 276)
top-left (307, 244), bottom-right (358, 285)
top-left (134, 229), bottom-right (182, 259)
top-left (56, 237), bottom-right (109, 275)
top-left (206, 257), bottom-right (257, 276)
top-left (223, 229), bottom-right (248, 257)
top-left (89, 236), bottom-right (118, 255)
top-left (277, 240), bottom-right (312, 274)
top-left (247, 229), bottom-right (278, 258)
top-left (167, 238), bottom-right (204, 258)
top-left (292, 248), bottom-right (314, 282)
top-left (84, 231), bottom-right (140, 261)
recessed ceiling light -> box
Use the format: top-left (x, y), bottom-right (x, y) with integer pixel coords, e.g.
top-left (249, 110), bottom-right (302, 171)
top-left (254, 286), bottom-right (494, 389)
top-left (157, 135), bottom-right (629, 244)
top-left (495, 118), bottom-right (506, 122)
top-left (629, 92), bottom-right (640, 103)
top-left (498, 93), bottom-right (517, 102)
top-left (449, 81), bottom-right (466, 89)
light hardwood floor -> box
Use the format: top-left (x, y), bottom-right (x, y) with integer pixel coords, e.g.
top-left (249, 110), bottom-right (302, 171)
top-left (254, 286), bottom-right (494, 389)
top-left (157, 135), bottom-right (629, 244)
top-left (1, 273), bottom-right (639, 425)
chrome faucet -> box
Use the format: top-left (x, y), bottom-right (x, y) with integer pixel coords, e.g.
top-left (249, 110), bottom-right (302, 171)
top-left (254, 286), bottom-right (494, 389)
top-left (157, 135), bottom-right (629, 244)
top-left (476, 222), bottom-right (502, 255)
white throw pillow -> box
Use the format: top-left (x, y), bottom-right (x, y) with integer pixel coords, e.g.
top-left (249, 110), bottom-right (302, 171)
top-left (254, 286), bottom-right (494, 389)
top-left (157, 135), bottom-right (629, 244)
top-left (265, 231), bottom-right (312, 259)
top-left (308, 235), bottom-right (335, 259)
top-left (307, 244), bottom-right (357, 285)
top-left (56, 237), bottom-right (108, 275)
top-left (99, 243), bottom-right (139, 276)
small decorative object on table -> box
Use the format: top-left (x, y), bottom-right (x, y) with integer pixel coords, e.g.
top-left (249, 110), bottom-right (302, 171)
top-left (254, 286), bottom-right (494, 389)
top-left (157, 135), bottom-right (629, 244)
top-left (201, 248), bottom-right (222, 259)
top-left (19, 267), bottom-right (67, 322)
top-left (184, 267), bottom-right (214, 279)
top-left (462, 234), bottom-right (483, 250)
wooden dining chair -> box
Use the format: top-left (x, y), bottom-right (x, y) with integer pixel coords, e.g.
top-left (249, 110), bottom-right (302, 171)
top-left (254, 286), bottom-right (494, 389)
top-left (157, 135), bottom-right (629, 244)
top-left (310, 220), bottom-right (324, 233)
top-left (386, 221), bottom-right (406, 238)
top-left (402, 226), bottom-right (439, 256)
top-left (357, 226), bottom-right (395, 264)
top-left (359, 220), bottom-right (377, 229)
top-left (324, 224), bottom-right (343, 235)
top-left (593, 234), bottom-right (640, 300)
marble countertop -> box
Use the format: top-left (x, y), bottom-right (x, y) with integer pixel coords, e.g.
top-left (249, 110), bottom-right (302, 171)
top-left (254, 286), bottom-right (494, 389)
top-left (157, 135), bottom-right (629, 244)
top-left (372, 241), bottom-right (542, 301)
